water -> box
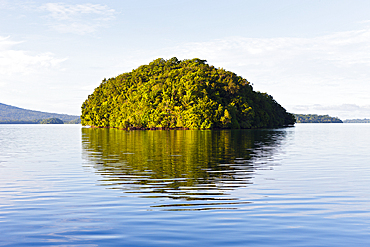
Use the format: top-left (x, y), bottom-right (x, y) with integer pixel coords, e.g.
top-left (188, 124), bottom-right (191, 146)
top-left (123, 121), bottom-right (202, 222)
top-left (1, 124), bottom-right (370, 246)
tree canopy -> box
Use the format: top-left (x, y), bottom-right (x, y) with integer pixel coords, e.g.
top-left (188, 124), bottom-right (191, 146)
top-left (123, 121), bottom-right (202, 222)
top-left (81, 58), bottom-right (295, 129)
top-left (294, 114), bottom-right (343, 123)
top-left (40, 118), bottom-right (64, 124)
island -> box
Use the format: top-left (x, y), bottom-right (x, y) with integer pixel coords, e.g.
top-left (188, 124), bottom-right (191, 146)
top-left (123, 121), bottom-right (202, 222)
top-left (81, 58), bottom-right (295, 129)
top-left (294, 114), bottom-right (343, 123)
top-left (343, 119), bottom-right (370, 123)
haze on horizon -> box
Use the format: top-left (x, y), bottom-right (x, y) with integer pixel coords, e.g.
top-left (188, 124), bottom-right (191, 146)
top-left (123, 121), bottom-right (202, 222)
top-left (1, 0), bottom-right (370, 120)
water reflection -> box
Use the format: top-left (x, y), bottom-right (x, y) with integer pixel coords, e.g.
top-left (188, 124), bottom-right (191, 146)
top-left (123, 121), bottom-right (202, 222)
top-left (82, 128), bottom-right (287, 210)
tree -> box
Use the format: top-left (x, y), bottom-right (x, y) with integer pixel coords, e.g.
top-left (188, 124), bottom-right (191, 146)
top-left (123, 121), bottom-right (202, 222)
top-left (40, 118), bottom-right (64, 124)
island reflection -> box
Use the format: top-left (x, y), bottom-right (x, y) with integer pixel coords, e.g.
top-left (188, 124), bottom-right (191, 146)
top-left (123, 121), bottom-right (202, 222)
top-left (82, 128), bottom-right (287, 210)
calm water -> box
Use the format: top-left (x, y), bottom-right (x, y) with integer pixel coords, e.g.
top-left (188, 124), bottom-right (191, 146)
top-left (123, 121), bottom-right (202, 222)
top-left (1, 124), bottom-right (370, 246)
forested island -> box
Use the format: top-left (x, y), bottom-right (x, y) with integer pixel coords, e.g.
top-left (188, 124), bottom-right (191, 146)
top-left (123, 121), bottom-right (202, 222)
top-left (81, 58), bottom-right (295, 129)
top-left (294, 114), bottom-right (343, 123)
top-left (343, 118), bottom-right (370, 123)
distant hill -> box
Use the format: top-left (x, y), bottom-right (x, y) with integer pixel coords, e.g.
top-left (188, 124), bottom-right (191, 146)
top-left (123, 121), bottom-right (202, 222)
top-left (0, 103), bottom-right (80, 123)
top-left (343, 118), bottom-right (370, 123)
top-left (294, 114), bottom-right (343, 123)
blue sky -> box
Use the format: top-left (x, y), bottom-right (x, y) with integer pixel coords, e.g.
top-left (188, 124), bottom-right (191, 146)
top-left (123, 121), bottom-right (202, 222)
top-left (1, 0), bottom-right (370, 119)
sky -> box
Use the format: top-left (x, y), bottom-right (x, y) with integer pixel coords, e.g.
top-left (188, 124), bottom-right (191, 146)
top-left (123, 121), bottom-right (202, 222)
top-left (1, 0), bottom-right (370, 120)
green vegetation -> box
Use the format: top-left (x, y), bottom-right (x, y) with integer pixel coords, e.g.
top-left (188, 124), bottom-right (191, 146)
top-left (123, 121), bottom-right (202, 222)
top-left (294, 114), bottom-right (343, 123)
top-left (40, 118), bottom-right (64, 124)
top-left (81, 58), bottom-right (295, 129)
top-left (343, 118), bottom-right (370, 123)
top-left (64, 118), bottom-right (82, 124)
top-left (0, 103), bottom-right (80, 124)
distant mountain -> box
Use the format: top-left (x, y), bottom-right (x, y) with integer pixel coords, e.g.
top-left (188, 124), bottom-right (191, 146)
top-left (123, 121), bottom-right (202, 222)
top-left (294, 114), bottom-right (343, 123)
top-left (0, 103), bottom-right (80, 123)
top-left (343, 118), bottom-right (370, 123)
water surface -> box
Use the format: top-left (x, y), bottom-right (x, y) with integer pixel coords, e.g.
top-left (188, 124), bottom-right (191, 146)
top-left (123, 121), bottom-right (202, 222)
top-left (1, 124), bottom-right (370, 246)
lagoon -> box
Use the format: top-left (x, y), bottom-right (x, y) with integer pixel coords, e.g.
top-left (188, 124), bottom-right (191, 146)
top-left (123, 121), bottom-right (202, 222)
top-left (1, 124), bottom-right (370, 246)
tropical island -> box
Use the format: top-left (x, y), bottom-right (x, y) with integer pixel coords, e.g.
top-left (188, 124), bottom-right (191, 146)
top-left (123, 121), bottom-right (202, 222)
top-left (294, 114), bottom-right (343, 123)
top-left (81, 58), bottom-right (295, 130)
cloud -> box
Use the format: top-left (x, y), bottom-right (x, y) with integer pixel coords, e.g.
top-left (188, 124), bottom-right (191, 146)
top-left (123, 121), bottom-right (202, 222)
top-left (0, 36), bottom-right (66, 76)
top-left (0, 36), bottom-right (22, 49)
top-left (40, 3), bottom-right (116, 34)
top-left (160, 28), bottom-right (370, 75)
top-left (137, 25), bottom-right (370, 108)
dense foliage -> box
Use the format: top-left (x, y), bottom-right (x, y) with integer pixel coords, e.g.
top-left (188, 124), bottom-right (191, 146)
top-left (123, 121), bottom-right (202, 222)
top-left (40, 118), bottom-right (64, 124)
top-left (64, 118), bottom-right (82, 124)
top-left (294, 114), bottom-right (343, 123)
top-left (0, 103), bottom-right (80, 122)
top-left (81, 58), bottom-right (295, 129)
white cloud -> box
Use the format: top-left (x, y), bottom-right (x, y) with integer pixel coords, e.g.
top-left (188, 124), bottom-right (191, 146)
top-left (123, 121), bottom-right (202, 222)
top-left (0, 36), bottom-right (22, 49)
top-left (159, 28), bottom-right (370, 73)
top-left (0, 36), bottom-right (66, 76)
top-left (138, 26), bottom-right (370, 109)
top-left (40, 3), bottom-right (116, 34)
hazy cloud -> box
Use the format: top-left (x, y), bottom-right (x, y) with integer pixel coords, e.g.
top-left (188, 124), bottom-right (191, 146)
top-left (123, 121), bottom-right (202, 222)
top-left (0, 36), bottom-right (66, 76)
top-left (160, 28), bottom-right (370, 75)
top-left (0, 36), bottom-right (22, 49)
top-left (141, 26), bottom-right (370, 109)
top-left (40, 3), bottom-right (116, 34)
